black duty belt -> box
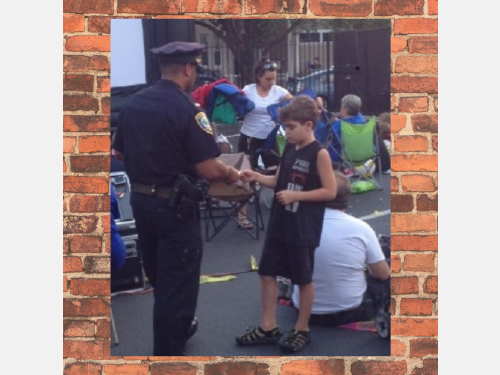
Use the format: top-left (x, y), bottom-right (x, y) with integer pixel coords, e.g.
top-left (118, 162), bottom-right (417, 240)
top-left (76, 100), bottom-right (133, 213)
top-left (131, 183), bottom-right (171, 199)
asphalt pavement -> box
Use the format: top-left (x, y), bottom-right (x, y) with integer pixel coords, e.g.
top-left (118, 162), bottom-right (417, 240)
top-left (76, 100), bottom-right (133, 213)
top-left (110, 170), bottom-right (391, 357)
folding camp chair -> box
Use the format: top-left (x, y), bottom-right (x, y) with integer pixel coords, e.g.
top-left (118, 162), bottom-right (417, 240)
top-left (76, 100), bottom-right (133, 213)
top-left (203, 153), bottom-right (264, 241)
top-left (332, 116), bottom-right (383, 190)
top-left (250, 125), bottom-right (287, 209)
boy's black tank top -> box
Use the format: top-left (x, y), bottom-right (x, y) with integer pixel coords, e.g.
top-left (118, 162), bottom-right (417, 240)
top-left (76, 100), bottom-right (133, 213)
top-left (267, 140), bottom-right (326, 247)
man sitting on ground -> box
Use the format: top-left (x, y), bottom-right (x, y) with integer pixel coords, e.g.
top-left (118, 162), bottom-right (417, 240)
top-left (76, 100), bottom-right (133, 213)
top-left (292, 171), bottom-right (390, 326)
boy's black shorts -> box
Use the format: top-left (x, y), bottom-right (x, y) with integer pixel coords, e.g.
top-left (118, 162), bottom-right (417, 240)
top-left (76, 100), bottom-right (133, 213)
top-left (257, 238), bottom-right (315, 285)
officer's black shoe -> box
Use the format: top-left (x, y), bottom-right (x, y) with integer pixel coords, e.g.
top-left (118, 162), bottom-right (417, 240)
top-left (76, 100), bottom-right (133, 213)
top-left (187, 316), bottom-right (198, 339)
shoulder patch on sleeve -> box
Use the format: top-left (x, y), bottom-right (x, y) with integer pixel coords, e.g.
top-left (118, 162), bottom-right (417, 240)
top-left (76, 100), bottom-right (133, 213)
top-left (195, 112), bottom-right (213, 135)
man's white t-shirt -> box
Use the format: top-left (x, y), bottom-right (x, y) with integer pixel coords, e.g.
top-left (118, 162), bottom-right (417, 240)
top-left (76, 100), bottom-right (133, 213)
top-left (292, 209), bottom-right (385, 314)
top-left (240, 83), bottom-right (289, 139)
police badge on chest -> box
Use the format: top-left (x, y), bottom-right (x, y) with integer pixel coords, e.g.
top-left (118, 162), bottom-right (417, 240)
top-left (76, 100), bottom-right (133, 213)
top-left (195, 112), bottom-right (213, 135)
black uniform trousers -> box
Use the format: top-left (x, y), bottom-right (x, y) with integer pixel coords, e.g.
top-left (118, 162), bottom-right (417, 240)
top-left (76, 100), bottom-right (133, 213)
top-left (130, 192), bottom-right (203, 356)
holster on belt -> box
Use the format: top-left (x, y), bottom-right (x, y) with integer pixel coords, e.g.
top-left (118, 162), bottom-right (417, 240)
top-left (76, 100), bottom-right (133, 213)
top-left (169, 175), bottom-right (207, 225)
top-left (175, 196), bottom-right (199, 225)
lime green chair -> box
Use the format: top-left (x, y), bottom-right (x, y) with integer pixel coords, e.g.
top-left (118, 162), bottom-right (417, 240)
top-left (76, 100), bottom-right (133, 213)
top-left (276, 130), bottom-right (287, 157)
top-left (339, 116), bottom-right (383, 190)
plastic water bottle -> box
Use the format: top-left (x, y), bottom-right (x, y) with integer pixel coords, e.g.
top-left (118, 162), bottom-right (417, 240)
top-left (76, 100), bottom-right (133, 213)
top-left (355, 159), bottom-right (376, 177)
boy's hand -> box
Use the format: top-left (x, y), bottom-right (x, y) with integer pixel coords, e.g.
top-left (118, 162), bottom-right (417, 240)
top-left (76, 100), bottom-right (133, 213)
top-left (276, 190), bottom-right (297, 205)
top-left (240, 170), bottom-right (256, 183)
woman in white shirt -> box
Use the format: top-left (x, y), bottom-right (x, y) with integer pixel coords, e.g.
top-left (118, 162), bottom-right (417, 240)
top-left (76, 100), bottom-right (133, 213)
top-left (237, 59), bottom-right (293, 229)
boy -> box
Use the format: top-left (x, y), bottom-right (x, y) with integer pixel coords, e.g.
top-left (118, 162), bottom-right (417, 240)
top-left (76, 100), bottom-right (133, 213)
top-left (237, 96), bottom-right (337, 352)
top-left (377, 112), bottom-right (391, 140)
top-left (377, 112), bottom-right (391, 156)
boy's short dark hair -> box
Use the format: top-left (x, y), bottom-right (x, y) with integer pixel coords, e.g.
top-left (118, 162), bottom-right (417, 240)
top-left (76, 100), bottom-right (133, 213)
top-left (378, 122), bottom-right (391, 141)
top-left (377, 112), bottom-right (391, 141)
top-left (326, 171), bottom-right (351, 210)
top-left (378, 112), bottom-right (391, 124)
top-left (278, 96), bottom-right (319, 128)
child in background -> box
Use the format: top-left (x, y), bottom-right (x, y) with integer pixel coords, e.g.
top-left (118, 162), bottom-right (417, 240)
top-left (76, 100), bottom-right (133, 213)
top-left (236, 96), bottom-right (337, 353)
top-left (377, 112), bottom-right (391, 153)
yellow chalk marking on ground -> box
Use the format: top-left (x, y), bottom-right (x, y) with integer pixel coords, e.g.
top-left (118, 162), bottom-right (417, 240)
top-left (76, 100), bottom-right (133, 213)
top-left (200, 275), bottom-right (236, 284)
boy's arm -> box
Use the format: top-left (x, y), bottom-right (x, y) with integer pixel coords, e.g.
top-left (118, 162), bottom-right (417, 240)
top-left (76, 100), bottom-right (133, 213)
top-left (240, 168), bottom-right (280, 189)
top-left (256, 168), bottom-right (280, 188)
top-left (275, 149), bottom-right (337, 204)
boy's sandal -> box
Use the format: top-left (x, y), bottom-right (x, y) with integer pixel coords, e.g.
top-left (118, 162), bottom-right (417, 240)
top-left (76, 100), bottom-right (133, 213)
top-left (237, 218), bottom-right (254, 230)
top-left (278, 329), bottom-right (311, 352)
top-left (235, 326), bottom-right (282, 346)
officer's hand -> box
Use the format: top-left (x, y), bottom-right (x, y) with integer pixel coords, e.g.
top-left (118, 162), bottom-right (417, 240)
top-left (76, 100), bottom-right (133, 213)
top-left (223, 167), bottom-right (240, 185)
top-left (240, 170), bottom-right (256, 183)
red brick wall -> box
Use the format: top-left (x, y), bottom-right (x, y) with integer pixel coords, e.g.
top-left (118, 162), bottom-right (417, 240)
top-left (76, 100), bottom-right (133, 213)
top-left (63, 1), bottom-right (438, 373)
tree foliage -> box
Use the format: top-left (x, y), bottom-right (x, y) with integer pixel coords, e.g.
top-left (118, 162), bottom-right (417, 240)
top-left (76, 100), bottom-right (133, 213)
top-left (195, 19), bottom-right (303, 86)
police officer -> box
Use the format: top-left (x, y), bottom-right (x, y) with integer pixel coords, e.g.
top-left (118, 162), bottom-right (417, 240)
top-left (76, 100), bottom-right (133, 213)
top-left (112, 41), bottom-right (240, 356)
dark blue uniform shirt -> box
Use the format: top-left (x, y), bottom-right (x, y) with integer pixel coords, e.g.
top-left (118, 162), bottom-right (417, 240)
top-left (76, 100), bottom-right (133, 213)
top-left (112, 79), bottom-right (220, 186)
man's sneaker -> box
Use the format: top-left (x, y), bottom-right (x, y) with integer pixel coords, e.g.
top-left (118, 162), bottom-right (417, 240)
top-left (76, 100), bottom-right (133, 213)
top-left (236, 326), bottom-right (282, 346)
top-left (278, 329), bottom-right (311, 352)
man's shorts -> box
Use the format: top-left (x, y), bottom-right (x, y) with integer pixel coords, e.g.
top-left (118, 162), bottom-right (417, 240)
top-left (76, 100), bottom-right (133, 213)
top-left (257, 238), bottom-right (315, 285)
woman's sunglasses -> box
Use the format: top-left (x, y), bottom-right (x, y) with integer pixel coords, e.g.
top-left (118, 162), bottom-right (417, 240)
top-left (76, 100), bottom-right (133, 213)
top-left (260, 62), bottom-right (278, 71)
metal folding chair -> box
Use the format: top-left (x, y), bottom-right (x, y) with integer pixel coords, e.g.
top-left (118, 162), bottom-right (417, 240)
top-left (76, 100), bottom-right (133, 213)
top-left (111, 307), bottom-right (119, 345)
top-left (203, 153), bottom-right (264, 241)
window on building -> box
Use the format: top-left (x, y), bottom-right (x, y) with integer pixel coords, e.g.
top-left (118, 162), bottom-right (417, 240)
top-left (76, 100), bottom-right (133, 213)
top-left (298, 30), bottom-right (334, 43)
top-left (213, 38), bottom-right (221, 67)
top-left (323, 32), bottom-right (334, 42)
top-left (199, 34), bottom-right (209, 66)
top-left (299, 32), bottom-right (320, 43)
top-left (214, 51), bottom-right (221, 66)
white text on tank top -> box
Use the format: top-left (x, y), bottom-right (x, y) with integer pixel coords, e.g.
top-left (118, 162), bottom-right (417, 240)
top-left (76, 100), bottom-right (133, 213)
top-left (285, 158), bottom-right (311, 213)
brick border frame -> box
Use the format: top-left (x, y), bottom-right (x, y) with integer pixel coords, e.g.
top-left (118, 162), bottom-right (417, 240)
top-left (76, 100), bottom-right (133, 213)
top-left (63, 1), bottom-right (438, 374)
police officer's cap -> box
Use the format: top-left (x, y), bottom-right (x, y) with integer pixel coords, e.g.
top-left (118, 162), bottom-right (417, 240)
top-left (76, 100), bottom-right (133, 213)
top-left (151, 41), bottom-right (205, 67)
